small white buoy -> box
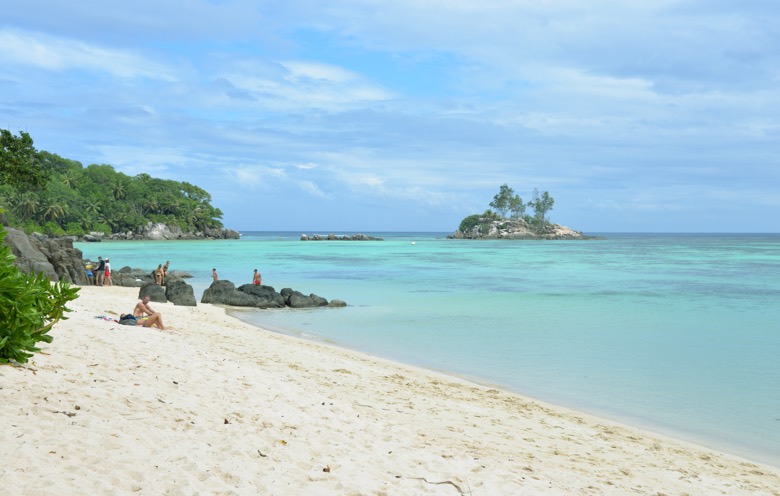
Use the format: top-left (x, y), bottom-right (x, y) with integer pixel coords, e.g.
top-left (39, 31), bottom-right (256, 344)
top-left (410, 241), bottom-right (416, 245)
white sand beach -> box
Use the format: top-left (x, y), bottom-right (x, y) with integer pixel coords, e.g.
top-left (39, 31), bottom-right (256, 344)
top-left (2, 285), bottom-right (779, 495)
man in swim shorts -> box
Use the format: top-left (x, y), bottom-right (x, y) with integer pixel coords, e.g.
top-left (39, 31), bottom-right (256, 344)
top-left (133, 295), bottom-right (165, 330)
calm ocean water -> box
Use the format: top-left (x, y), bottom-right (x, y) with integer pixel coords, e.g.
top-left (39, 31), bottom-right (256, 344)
top-left (76, 232), bottom-right (780, 467)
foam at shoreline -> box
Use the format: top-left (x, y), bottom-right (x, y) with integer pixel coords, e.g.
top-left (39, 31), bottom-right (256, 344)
top-left (2, 285), bottom-right (779, 495)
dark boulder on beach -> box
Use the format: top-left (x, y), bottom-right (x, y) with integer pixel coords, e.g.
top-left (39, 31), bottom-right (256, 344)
top-left (165, 280), bottom-right (197, 307)
top-left (201, 280), bottom-right (343, 309)
top-left (112, 266), bottom-right (154, 287)
top-left (201, 280), bottom-right (239, 304)
top-left (237, 284), bottom-right (286, 308)
top-left (281, 288), bottom-right (329, 308)
top-left (139, 283), bottom-right (167, 303)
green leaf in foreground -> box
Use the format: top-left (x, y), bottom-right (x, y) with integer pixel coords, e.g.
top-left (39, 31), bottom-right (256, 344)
top-left (0, 225), bottom-right (80, 364)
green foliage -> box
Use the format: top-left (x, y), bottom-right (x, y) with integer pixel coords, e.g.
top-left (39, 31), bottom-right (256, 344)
top-left (0, 226), bottom-right (80, 363)
top-left (458, 214), bottom-right (483, 233)
top-left (42, 221), bottom-right (65, 237)
top-left (489, 184), bottom-right (519, 219)
top-left (458, 185), bottom-right (556, 235)
top-left (0, 128), bottom-right (225, 235)
top-left (529, 188), bottom-right (555, 227)
top-left (22, 220), bottom-right (44, 235)
top-left (0, 130), bottom-right (49, 189)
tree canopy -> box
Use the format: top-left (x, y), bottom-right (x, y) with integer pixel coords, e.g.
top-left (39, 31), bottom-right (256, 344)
top-left (458, 184), bottom-right (556, 234)
top-left (0, 129), bottom-right (224, 236)
top-left (0, 130), bottom-right (80, 364)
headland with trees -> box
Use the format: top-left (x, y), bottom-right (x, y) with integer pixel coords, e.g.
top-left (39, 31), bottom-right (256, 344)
top-left (0, 129), bottom-right (235, 240)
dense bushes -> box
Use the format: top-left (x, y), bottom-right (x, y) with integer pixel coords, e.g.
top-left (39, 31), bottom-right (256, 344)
top-left (0, 226), bottom-right (79, 363)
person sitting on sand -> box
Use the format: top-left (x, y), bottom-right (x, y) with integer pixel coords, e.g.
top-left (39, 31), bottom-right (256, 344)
top-left (133, 295), bottom-right (165, 330)
top-left (253, 268), bottom-right (262, 285)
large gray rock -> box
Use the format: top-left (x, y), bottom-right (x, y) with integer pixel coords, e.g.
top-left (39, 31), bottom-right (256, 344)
top-left (111, 266), bottom-right (154, 287)
top-left (139, 283), bottom-right (167, 303)
top-left (3, 228), bottom-right (89, 284)
top-left (165, 280), bottom-right (197, 306)
top-left (237, 284), bottom-right (286, 308)
top-left (201, 280), bottom-right (338, 309)
top-left (201, 280), bottom-right (238, 304)
top-left (281, 288), bottom-right (329, 308)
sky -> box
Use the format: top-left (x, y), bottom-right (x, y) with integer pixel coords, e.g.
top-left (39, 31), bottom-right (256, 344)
top-left (2, 1), bottom-right (779, 233)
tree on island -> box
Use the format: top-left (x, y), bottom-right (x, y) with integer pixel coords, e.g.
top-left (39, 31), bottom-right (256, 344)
top-left (458, 184), bottom-right (556, 235)
top-left (489, 183), bottom-right (526, 220)
top-left (0, 129), bottom-right (80, 364)
top-left (528, 187), bottom-right (555, 229)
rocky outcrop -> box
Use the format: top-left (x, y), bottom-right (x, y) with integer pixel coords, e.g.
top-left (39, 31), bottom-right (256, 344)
top-left (139, 283), bottom-right (167, 303)
top-left (111, 266), bottom-right (154, 287)
top-left (3, 227), bottom-right (89, 284)
top-left (165, 280), bottom-right (197, 307)
top-left (201, 280), bottom-right (345, 309)
top-left (449, 219), bottom-right (599, 240)
top-left (81, 222), bottom-right (240, 242)
top-left (300, 233), bottom-right (383, 241)
top-left (101, 266), bottom-right (193, 288)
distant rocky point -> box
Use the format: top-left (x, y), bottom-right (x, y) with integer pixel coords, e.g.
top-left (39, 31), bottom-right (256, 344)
top-left (300, 233), bottom-right (383, 241)
top-left (449, 218), bottom-right (601, 240)
top-left (82, 222), bottom-right (240, 242)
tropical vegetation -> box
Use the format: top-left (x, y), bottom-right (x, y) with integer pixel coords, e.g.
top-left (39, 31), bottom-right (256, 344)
top-left (1, 129), bottom-right (80, 364)
top-left (0, 129), bottom-right (224, 237)
top-left (458, 184), bottom-right (556, 234)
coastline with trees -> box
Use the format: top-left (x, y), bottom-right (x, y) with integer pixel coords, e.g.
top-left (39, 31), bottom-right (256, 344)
top-left (1, 129), bottom-right (236, 240)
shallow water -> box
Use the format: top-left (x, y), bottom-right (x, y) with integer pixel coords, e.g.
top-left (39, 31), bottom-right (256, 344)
top-left (78, 232), bottom-right (780, 467)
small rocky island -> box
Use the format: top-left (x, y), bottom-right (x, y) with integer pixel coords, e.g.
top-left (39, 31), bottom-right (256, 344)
top-left (300, 233), bottom-right (383, 241)
top-left (449, 217), bottom-right (595, 240)
top-left (448, 185), bottom-right (601, 240)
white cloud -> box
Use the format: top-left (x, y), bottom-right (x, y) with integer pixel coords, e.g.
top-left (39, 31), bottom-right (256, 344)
top-left (0, 29), bottom-right (176, 80)
top-left (298, 180), bottom-right (328, 198)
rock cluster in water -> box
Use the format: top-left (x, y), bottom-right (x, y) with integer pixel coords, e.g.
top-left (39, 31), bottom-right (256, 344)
top-left (300, 233), bottom-right (383, 241)
top-left (201, 280), bottom-right (347, 309)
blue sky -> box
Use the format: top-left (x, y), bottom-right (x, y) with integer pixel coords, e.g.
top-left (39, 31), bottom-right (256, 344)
top-left (2, 1), bottom-right (779, 233)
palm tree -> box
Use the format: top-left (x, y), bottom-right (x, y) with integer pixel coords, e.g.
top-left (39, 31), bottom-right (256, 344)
top-left (112, 181), bottom-right (126, 200)
top-left (61, 172), bottom-right (78, 189)
top-left (13, 192), bottom-right (40, 220)
top-left (42, 202), bottom-right (66, 224)
top-left (83, 200), bottom-right (101, 217)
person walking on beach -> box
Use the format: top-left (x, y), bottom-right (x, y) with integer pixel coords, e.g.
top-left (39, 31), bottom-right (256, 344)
top-left (253, 269), bottom-right (262, 286)
top-left (212, 268), bottom-right (218, 282)
top-left (96, 256), bottom-right (106, 286)
top-left (133, 295), bottom-right (165, 330)
top-left (104, 258), bottom-right (113, 286)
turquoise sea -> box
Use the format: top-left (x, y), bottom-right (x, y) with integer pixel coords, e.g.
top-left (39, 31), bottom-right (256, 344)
top-left (76, 232), bottom-right (780, 467)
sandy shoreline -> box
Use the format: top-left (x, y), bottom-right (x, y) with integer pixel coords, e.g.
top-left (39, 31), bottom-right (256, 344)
top-left (2, 286), bottom-right (779, 495)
